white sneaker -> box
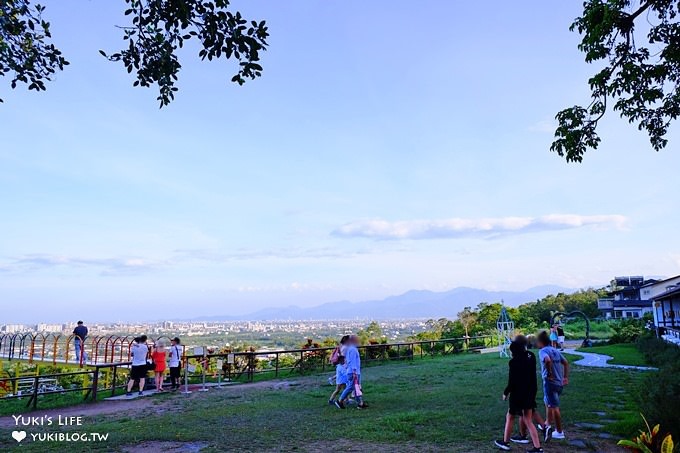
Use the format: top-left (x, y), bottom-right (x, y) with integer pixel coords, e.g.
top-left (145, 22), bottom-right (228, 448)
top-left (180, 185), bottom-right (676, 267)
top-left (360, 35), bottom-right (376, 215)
top-left (552, 431), bottom-right (565, 439)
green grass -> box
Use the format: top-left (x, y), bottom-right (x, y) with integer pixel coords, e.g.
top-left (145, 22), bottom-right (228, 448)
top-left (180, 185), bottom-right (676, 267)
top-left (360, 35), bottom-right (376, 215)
top-left (563, 319), bottom-right (614, 340)
top-left (0, 353), bottom-right (649, 452)
top-left (577, 343), bottom-right (648, 367)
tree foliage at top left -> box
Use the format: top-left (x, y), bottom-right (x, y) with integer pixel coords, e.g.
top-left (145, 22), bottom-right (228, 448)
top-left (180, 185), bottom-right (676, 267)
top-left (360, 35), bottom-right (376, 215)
top-left (0, 0), bottom-right (269, 107)
top-left (0, 0), bottom-right (68, 103)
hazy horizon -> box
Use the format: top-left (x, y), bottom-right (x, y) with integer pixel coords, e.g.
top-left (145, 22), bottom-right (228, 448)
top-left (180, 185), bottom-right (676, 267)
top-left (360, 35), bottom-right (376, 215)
top-left (3, 282), bottom-right (587, 324)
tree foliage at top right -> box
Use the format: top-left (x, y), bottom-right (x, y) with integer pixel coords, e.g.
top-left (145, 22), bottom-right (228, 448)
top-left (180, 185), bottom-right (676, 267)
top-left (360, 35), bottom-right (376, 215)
top-left (553, 1), bottom-right (680, 162)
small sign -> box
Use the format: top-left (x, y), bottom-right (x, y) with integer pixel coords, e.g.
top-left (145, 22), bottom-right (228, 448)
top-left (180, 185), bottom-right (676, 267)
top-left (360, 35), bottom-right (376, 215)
top-left (216, 359), bottom-right (223, 369)
top-left (227, 354), bottom-right (235, 364)
top-left (194, 347), bottom-right (204, 356)
top-left (187, 364), bottom-right (197, 373)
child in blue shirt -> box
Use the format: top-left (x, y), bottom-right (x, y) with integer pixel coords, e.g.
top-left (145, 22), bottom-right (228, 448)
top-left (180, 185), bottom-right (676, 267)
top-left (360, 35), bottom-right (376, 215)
top-left (328, 356), bottom-right (348, 405)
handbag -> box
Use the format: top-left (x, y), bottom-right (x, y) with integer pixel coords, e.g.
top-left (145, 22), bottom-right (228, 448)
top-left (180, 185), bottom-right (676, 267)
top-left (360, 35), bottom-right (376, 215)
top-left (146, 348), bottom-right (156, 372)
top-left (173, 346), bottom-right (182, 368)
top-left (353, 375), bottom-right (363, 397)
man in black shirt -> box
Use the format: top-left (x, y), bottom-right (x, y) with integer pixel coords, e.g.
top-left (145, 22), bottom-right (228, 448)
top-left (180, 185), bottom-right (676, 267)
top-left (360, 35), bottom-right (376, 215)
top-left (73, 321), bottom-right (88, 363)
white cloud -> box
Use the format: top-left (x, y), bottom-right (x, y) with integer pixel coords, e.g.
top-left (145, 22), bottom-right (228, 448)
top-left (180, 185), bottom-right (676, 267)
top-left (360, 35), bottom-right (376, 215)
top-left (174, 247), bottom-right (371, 261)
top-left (2, 254), bottom-right (165, 276)
top-left (332, 214), bottom-right (628, 240)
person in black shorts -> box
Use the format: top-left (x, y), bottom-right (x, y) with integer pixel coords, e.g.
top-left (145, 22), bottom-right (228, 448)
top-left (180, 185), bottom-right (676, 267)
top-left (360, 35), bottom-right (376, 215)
top-left (126, 335), bottom-right (150, 397)
top-left (495, 340), bottom-right (543, 452)
top-left (168, 337), bottom-right (182, 390)
top-left (514, 336), bottom-right (550, 442)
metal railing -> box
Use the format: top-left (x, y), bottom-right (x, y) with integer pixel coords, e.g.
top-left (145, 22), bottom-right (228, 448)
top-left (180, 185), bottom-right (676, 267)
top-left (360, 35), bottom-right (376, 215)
top-left (180, 335), bottom-right (496, 384)
top-left (0, 362), bottom-right (132, 410)
top-left (0, 335), bottom-right (497, 411)
top-left (0, 333), bottom-right (177, 366)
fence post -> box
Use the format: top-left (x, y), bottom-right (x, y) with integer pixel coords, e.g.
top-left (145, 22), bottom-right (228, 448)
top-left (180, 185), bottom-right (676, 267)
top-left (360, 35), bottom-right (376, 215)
top-left (275, 353), bottom-right (279, 378)
top-left (181, 356), bottom-right (192, 395)
top-left (91, 368), bottom-right (99, 402)
top-left (199, 351), bottom-right (208, 392)
top-left (30, 375), bottom-right (39, 409)
top-left (248, 352), bottom-right (255, 382)
top-left (217, 357), bottom-right (223, 388)
top-left (111, 366), bottom-right (118, 397)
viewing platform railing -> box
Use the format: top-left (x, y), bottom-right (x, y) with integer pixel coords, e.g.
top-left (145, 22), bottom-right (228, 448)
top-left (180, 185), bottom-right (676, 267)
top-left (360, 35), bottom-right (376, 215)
top-left (0, 334), bottom-right (496, 411)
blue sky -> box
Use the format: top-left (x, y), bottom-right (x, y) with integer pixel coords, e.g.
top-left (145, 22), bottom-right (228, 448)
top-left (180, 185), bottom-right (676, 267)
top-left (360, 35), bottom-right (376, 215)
top-left (1, 1), bottom-right (679, 323)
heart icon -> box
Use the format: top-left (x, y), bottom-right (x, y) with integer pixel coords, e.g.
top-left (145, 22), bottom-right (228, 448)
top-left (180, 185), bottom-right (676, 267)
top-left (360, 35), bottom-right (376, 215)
top-left (12, 431), bottom-right (27, 442)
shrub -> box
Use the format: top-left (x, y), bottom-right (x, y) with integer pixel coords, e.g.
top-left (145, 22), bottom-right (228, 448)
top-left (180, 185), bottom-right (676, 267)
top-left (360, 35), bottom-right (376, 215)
top-left (636, 336), bottom-right (680, 440)
top-left (610, 318), bottom-right (646, 344)
top-left (639, 367), bottom-right (680, 441)
top-left (618, 415), bottom-right (675, 453)
top-left (637, 336), bottom-right (680, 367)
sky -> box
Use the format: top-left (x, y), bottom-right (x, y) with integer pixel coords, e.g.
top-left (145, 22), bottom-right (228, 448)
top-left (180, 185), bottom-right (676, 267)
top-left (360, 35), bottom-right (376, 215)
top-left (1, 1), bottom-right (679, 323)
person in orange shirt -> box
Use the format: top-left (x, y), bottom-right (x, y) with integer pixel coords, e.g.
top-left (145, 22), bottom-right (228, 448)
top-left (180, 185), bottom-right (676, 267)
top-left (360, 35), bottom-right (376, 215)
top-left (152, 344), bottom-right (168, 392)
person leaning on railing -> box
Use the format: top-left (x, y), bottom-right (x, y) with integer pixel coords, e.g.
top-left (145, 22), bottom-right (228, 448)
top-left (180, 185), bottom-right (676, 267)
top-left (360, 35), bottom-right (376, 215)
top-left (73, 321), bottom-right (88, 363)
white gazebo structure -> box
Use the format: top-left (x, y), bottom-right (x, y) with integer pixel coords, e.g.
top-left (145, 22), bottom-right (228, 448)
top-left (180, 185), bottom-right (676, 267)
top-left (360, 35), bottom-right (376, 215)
top-left (497, 305), bottom-right (514, 358)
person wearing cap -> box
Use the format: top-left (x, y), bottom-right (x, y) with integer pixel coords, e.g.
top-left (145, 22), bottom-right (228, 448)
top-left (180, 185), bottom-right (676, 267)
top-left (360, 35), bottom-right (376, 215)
top-left (168, 337), bottom-right (182, 390)
top-left (73, 321), bottom-right (88, 363)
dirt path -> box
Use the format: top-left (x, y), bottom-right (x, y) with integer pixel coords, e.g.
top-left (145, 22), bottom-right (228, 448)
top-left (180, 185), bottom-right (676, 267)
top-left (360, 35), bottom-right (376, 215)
top-left (0, 397), bottom-right (152, 429)
top-left (0, 378), bottom-right (307, 429)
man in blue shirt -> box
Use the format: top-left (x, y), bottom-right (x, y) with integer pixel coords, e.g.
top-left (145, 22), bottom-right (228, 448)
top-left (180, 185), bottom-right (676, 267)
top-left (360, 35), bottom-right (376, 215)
top-left (536, 331), bottom-right (569, 441)
top-left (73, 321), bottom-right (88, 364)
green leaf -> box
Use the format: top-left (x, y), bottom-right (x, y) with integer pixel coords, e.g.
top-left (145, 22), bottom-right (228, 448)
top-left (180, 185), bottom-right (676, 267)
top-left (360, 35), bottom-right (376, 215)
top-left (617, 440), bottom-right (640, 448)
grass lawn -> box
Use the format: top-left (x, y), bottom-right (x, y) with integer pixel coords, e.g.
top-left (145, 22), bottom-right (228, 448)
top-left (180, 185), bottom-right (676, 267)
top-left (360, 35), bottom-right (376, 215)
top-left (577, 343), bottom-right (648, 367)
top-left (0, 353), bottom-right (648, 452)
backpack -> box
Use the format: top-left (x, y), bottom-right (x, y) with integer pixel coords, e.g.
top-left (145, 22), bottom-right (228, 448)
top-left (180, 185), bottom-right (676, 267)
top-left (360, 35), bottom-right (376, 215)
top-left (329, 346), bottom-right (341, 365)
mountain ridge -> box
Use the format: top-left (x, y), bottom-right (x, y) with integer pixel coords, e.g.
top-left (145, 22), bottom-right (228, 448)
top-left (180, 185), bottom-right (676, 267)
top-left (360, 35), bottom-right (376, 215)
top-left (195, 284), bottom-right (578, 321)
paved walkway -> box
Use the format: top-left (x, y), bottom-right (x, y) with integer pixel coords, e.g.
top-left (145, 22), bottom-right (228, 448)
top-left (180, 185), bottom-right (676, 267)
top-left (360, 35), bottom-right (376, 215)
top-left (565, 349), bottom-right (657, 371)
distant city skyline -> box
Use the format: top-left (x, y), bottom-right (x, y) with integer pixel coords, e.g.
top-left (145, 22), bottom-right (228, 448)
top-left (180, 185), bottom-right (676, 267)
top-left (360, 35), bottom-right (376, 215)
top-left (2, 1), bottom-right (679, 322)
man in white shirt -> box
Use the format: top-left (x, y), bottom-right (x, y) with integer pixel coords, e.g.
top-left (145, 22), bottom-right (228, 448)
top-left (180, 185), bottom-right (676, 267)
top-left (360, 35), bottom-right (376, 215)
top-left (126, 335), bottom-right (150, 396)
top-left (168, 337), bottom-right (182, 390)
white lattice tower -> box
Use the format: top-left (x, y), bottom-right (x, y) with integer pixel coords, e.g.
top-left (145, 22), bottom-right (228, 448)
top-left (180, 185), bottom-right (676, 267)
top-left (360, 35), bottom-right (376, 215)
top-left (497, 305), bottom-right (514, 358)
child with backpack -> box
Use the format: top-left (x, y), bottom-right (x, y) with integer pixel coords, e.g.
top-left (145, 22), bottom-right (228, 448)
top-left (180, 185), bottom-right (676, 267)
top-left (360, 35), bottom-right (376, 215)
top-left (327, 335), bottom-right (350, 385)
top-left (328, 355), bottom-right (348, 405)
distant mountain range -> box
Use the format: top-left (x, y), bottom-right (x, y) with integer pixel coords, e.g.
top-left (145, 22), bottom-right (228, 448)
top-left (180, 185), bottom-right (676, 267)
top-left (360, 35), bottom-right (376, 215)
top-left (195, 285), bottom-right (576, 321)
